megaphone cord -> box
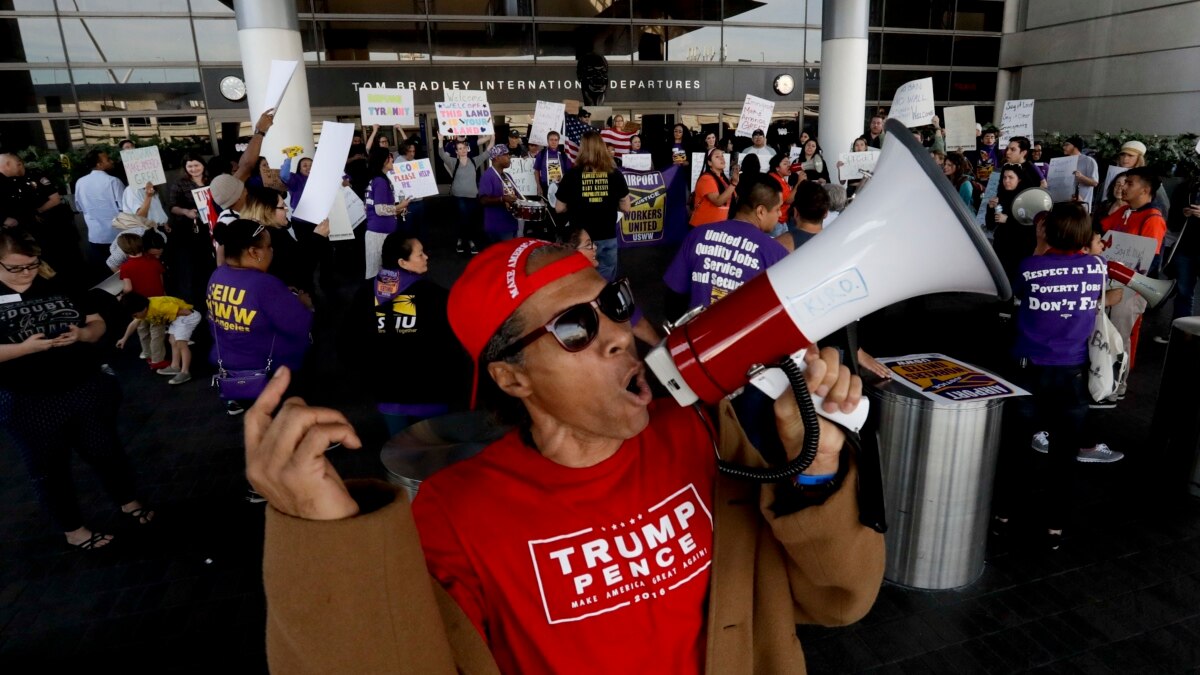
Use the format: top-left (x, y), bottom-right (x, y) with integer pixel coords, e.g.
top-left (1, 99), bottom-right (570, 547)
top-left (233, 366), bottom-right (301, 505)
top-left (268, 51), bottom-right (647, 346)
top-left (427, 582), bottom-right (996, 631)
top-left (710, 356), bottom-right (821, 483)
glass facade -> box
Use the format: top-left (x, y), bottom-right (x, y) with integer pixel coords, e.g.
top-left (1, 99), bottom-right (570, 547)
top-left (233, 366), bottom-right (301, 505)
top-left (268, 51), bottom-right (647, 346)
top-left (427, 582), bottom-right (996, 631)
top-left (0, 0), bottom-right (1001, 152)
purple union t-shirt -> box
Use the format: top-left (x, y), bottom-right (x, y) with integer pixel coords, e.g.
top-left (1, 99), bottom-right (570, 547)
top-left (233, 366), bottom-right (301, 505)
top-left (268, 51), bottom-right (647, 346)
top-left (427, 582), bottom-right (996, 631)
top-left (663, 219), bottom-right (789, 309)
top-left (478, 168), bottom-right (518, 241)
top-left (1013, 252), bottom-right (1106, 366)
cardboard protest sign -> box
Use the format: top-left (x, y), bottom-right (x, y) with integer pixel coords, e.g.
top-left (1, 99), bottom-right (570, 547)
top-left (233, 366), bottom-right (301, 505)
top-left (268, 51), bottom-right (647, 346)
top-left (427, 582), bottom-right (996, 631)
top-left (877, 353), bottom-right (1029, 403)
top-left (191, 186), bottom-right (218, 233)
top-left (120, 146), bottom-right (166, 186)
top-left (943, 105), bottom-right (976, 152)
top-left (888, 78), bottom-right (935, 128)
top-left (435, 101), bottom-right (494, 136)
top-left (1103, 231), bottom-right (1158, 274)
top-left (1046, 155), bottom-right (1079, 203)
top-left (1103, 166), bottom-right (1129, 198)
top-left (998, 99), bottom-right (1035, 148)
top-left (359, 88), bottom-right (415, 126)
top-left (389, 159), bottom-right (439, 200)
top-left (621, 154), bottom-right (653, 171)
top-left (507, 157), bottom-right (538, 198)
top-left (735, 94), bottom-right (774, 138)
top-left (259, 59), bottom-right (298, 119)
top-left (837, 150), bottom-right (880, 182)
top-left (975, 173), bottom-right (1001, 227)
top-left (689, 152), bottom-right (706, 191)
top-left (294, 121), bottom-right (355, 225)
top-left (443, 89), bottom-right (488, 104)
top-left (529, 100), bottom-right (566, 146)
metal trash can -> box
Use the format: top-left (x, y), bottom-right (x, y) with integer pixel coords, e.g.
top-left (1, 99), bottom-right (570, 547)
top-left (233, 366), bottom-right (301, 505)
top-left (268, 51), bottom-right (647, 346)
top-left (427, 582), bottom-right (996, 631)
top-left (869, 379), bottom-right (1005, 590)
top-left (1151, 316), bottom-right (1200, 498)
top-left (380, 411), bottom-right (510, 500)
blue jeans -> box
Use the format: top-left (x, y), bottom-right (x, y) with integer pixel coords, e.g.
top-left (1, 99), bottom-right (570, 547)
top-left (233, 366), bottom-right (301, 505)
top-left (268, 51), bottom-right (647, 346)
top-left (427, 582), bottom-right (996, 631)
top-left (453, 197), bottom-right (481, 243)
top-left (1172, 251), bottom-right (1200, 321)
top-left (594, 237), bottom-right (619, 281)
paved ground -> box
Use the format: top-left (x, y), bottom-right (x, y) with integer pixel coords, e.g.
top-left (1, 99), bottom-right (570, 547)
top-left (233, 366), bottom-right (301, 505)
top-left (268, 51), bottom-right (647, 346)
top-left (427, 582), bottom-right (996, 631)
top-left (2, 212), bottom-right (1198, 673)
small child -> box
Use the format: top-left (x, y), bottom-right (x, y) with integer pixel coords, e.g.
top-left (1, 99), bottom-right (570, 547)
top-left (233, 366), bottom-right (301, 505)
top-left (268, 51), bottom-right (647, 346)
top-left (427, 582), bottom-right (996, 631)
top-left (117, 293), bottom-right (201, 385)
top-left (116, 233), bottom-right (169, 368)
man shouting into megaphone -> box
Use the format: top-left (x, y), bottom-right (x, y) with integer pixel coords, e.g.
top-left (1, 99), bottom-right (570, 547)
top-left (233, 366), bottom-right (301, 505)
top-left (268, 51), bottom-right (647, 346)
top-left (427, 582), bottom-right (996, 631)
top-left (246, 238), bottom-right (884, 674)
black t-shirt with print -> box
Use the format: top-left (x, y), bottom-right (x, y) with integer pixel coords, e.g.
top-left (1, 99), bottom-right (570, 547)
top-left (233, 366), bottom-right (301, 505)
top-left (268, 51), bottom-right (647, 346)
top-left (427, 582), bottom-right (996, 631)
top-left (555, 168), bottom-right (629, 242)
top-left (0, 275), bottom-right (99, 392)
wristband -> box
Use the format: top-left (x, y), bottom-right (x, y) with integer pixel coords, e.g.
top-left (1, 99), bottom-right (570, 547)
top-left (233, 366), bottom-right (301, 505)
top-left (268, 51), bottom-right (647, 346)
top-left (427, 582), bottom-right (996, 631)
top-left (254, 129), bottom-right (266, 137)
top-left (794, 472), bottom-right (837, 486)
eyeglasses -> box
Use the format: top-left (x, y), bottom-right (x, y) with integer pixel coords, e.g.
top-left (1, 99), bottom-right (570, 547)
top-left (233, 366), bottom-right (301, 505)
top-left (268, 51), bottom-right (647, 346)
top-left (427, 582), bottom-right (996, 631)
top-left (274, 205), bottom-right (287, 211)
top-left (498, 278), bottom-right (635, 358)
top-left (0, 258), bottom-right (40, 273)
top-left (575, 240), bottom-right (596, 251)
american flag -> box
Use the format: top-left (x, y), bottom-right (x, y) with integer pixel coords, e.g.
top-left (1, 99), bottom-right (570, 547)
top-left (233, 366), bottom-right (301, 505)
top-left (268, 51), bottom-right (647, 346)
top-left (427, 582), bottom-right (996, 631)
top-left (563, 113), bottom-right (591, 162)
top-left (600, 129), bottom-right (636, 157)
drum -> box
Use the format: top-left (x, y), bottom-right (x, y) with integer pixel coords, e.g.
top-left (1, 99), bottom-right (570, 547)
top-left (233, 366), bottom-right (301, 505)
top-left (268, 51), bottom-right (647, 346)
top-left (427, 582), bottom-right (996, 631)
top-left (380, 411), bottom-right (511, 499)
top-left (514, 199), bottom-right (546, 222)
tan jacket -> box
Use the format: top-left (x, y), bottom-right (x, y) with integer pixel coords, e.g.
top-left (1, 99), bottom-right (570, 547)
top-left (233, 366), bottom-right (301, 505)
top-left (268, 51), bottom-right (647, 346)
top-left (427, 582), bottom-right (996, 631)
top-left (262, 403), bottom-right (885, 674)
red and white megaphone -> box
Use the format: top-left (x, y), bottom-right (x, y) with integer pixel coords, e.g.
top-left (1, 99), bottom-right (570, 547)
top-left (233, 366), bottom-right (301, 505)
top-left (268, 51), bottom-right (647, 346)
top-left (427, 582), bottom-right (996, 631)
top-left (646, 118), bottom-right (1012, 417)
top-left (1107, 260), bottom-right (1176, 310)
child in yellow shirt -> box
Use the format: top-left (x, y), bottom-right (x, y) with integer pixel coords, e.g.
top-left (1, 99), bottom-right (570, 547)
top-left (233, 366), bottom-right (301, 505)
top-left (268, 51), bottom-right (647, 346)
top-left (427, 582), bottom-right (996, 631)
top-left (117, 293), bottom-right (202, 385)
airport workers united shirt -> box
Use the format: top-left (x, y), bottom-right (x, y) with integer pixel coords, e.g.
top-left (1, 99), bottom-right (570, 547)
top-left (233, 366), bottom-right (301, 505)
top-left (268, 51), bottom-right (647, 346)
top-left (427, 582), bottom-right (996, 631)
top-left (412, 401), bottom-right (717, 675)
top-left (1013, 252), bottom-right (1106, 366)
top-left (663, 218), bottom-right (789, 309)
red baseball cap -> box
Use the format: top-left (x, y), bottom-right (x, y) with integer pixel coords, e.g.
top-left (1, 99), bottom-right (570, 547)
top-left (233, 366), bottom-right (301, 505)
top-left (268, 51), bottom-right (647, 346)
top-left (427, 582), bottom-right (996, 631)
top-left (448, 238), bottom-right (593, 406)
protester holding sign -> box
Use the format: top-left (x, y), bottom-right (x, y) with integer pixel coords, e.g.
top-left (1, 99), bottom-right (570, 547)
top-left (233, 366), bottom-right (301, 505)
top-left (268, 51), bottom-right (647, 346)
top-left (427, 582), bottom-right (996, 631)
top-left (166, 154), bottom-right (213, 305)
top-left (243, 186), bottom-right (327, 297)
top-left (743, 129), bottom-right (776, 168)
top-left (438, 133), bottom-right (494, 255)
top-left (279, 154), bottom-right (312, 211)
top-left (798, 139), bottom-right (829, 184)
top-left (363, 148), bottom-right (410, 279)
top-left (690, 148), bottom-right (738, 227)
top-left (555, 132), bottom-right (631, 280)
top-left (1062, 137), bottom-right (1099, 207)
top-left (533, 130), bottom-right (572, 197)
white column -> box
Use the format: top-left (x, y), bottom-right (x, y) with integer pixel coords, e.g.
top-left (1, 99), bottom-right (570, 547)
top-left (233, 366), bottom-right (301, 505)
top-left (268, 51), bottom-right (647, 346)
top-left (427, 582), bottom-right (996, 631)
top-left (235, 1), bottom-right (314, 164)
top-left (817, 0), bottom-right (868, 159)
top-left (993, 0), bottom-right (1021, 127)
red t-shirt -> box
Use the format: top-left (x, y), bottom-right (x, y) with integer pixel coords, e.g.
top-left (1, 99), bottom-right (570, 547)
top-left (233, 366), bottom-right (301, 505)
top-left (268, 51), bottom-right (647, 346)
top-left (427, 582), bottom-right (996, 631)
top-left (412, 402), bottom-right (716, 675)
top-left (119, 255), bottom-right (165, 297)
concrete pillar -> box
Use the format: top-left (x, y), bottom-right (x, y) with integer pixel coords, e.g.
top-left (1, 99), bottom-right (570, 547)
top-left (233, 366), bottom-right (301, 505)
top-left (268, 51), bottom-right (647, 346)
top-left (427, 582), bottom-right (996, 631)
top-left (235, 0), bottom-right (314, 164)
top-left (992, 0), bottom-right (1021, 127)
top-left (817, 0), bottom-right (869, 158)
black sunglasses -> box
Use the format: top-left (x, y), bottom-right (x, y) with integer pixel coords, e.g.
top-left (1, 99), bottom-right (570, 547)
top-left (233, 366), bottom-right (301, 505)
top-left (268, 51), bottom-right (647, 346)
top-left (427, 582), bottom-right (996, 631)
top-left (499, 278), bottom-right (635, 358)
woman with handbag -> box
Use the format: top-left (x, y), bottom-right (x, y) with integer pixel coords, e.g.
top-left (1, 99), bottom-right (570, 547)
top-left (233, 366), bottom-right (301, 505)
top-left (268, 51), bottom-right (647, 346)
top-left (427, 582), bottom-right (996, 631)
top-left (207, 219), bottom-right (313, 416)
top-left (167, 153), bottom-right (212, 305)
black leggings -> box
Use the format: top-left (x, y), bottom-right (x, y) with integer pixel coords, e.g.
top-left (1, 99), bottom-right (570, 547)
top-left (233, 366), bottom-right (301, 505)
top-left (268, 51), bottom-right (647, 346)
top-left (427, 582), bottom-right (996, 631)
top-left (0, 375), bottom-right (140, 532)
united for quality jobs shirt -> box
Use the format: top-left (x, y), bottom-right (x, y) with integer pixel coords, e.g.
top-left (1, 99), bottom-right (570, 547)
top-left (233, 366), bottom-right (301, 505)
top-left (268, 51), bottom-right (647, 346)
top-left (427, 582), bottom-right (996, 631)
top-left (412, 401), bottom-right (717, 675)
top-left (1013, 252), bottom-right (1106, 366)
top-left (663, 219), bottom-right (789, 309)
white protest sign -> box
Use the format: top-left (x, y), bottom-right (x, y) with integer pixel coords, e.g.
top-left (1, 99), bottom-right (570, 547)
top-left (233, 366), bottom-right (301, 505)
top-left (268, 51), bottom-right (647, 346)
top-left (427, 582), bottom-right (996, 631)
top-left (622, 153), bottom-right (653, 171)
top-left (294, 121), bottom-right (354, 225)
top-left (1046, 155), bottom-right (1079, 203)
top-left (1196, 137), bottom-right (1200, 154)
top-left (436, 101), bottom-right (494, 136)
top-left (529, 100), bottom-right (566, 146)
top-left (1104, 231), bottom-right (1158, 273)
top-left (326, 188), bottom-right (355, 242)
top-left (889, 77), bottom-right (935, 128)
top-left (192, 186), bottom-right (218, 232)
top-left (120, 146), bottom-right (166, 186)
top-left (359, 88), bottom-right (414, 126)
top-left (389, 159), bottom-right (439, 200)
top-left (507, 157), bottom-right (538, 198)
top-left (443, 89), bottom-right (488, 104)
top-left (789, 146), bottom-right (803, 163)
top-left (342, 185), bottom-right (366, 229)
top-left (998, 99), bottom-right (1035, 148)
top-left (837, 150), bottom-right (881, 182)
top-left (975, 173), bottom-right (1001, 227)
top-left (943, 105), bottom-right (977, 152)
top-left (259, 59), bottom-right (298, 119)
top-left (690, 152), bottom-right (706, 191)
top-left (1103, 166), bottom-right (1129, 199)
top-left (735, 94), bottom-right (774, 138)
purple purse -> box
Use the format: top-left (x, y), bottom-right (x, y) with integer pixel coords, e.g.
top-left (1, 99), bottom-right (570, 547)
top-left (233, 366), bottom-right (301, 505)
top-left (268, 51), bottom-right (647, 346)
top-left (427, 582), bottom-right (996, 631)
top-left (213, 336), bottom-right (275, 401)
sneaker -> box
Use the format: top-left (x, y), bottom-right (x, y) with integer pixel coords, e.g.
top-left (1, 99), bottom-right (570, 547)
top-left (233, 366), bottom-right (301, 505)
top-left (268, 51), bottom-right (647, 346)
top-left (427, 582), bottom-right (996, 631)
top-left (157, 367), bottom-right (181, 376)
top-left (455, 238), bottom-right (466, 254)
top-left (168, 372), bottom-right (192, 385)
top-left (1077, 443), bottom-right (1124, 463)
top-left (469, 240), bottom-right (480, 255)
top-left (1089, 399), bottom-right (1117, 409)
top-left (225, 400), bottom-right (245, 416)
top-left (1031, 431), bottom-right (1049, 454)
top-left (1046, 530), bottom-right (1063, 551)
top-left (1153, 335), bottom-right (1170, 344)
top-left (138, 351), bottom-right (149, 359)
top-left (245, 488), bottom-right (267, 504)
top-left (100, 364), bottom-right (116, 377)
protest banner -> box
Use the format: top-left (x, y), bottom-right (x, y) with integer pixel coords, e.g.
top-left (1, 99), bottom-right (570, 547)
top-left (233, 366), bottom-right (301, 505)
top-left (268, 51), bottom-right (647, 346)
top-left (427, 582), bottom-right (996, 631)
top-left (120, 146), bottom-right (166, 186)
top-left (435, 101), bottom-right (494, 136)
top-left (837, 150), bottom-right (880, 182)
top-left (359, 88), bottom-right (415, 126)
top-left (259, 59), bottom-right (298, 118)
top-left (888, 78), bottom-right (935, 128)
top-left (1103, 166), bottom-right (1129, 198)
top-left (998, 99), bottom-right (1035, 148)
top-left (295, 121), bottom-right (355, 225)
top-left (975, 173), bottom-right (1001, 227)
top-left (877, 353), bottom-right (1029, 403)
top-left (943, 105), bottom-right (976, 152)
top-left (619, 165), bottom-right (687, 247)
top-left (735, 94), bottom-right (774, 138)
top-left (389, 159), bottom-right (439, 200)
top-left (443, 89), bottom-right (488, 104)
top-left (191, 186), bottom-right (218, 233)
top-left (1046, 155), bottom-right (1079, 203)
top-left (621, 154), bottom-right (653, 171)
top-left (529, 100), bottom-right (566, 146)
top-left (507, 157), bottom-right (538, 198)
top-left (1103, 231), bottom-right (1159, 274)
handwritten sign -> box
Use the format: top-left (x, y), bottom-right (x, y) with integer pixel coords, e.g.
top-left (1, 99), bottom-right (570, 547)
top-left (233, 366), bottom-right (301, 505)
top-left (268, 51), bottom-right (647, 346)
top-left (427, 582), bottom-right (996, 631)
top-left (735, 94), bottom-right (774, 138)
top-left (389, 158), bottom-right (439, 200)
top-left (975, 173), bottom-right (1001, 227)
top-left (889, 77), bottom-right (935, 128)
top-left (259, 59), bottom-right (298, 119)
top-left (689, 152), bottom-right (707, 191)
top-left (1046, 155), bottom-right (1079, 203)
top-left (191, 186), bottom-right (218, 232)
top-left (443, 89), bottom-right (488, 104)
top-left (1104, 231), bottom-right (1158, 274)
top-left (507, 157), bottom-right (538, 198)
top-left (622, 153), bottom-right (653, 171)
top-left (436, 101), bottom-right (494, 136)
top-left (943, 105), bottom-right (976, 152)
top-left (1103, 165), bottom-right (1129, 199)
top-left (359, 87), bottom-right (414, 125)
top-left (120, 146), bottom-right (166, 186)
top-left (342, 185), bottom-right (366, 229)
top-left (837, 150), bottom-right (880, 182)
top-left (998, 99), bottom-right (1035, 148)
top-left (877, 353), bottom-right (1029, 403)
top-left (295, 121), bottom-right (354, 225)
top-left (529, 100), bottom-right (565, 146)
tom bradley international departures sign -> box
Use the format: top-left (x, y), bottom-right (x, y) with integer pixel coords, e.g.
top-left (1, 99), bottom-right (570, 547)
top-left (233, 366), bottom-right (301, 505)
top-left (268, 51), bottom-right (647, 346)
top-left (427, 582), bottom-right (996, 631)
top-left (202, 64), bottom-right (811, 109)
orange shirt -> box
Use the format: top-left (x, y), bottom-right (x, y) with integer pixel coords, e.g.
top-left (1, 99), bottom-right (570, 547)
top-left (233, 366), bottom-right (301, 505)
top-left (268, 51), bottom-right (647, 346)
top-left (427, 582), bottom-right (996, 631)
top-left (769, 172), bottom-right (792, 224)
top-left (1100, 204), bottom-right (1167, 253)
top-left (690, 173), bottom-right (729, 226)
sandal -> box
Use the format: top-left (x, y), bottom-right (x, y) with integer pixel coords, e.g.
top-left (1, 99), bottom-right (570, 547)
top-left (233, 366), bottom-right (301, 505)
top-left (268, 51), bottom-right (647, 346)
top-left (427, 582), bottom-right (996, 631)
top-left (69, 531), bottom-right (114, 551)
top-left (121, 506), bottom-right (155, 526)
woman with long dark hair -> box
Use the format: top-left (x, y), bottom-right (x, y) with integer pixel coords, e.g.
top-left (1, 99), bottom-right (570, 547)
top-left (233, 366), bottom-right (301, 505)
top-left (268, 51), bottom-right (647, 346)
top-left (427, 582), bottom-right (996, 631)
top-left (167, 152), bottom-right (212, 304)
top-left (690, 148), bottom-right (739, 227)
top-left (362, 147), bottom-right (410, 279)
top-left (554, 132), bottom-right (630, 280)
top-left (988, 164), bottom-right (1035, 289)
top-left (800, 139), bottom-right (829, 184)
top-left (943, 151), bottom-right (975, 208)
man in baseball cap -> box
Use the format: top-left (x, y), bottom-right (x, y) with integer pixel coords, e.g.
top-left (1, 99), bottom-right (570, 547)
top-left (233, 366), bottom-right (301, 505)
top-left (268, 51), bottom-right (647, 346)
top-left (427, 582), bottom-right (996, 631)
top-left (244, 237), bottom-right (883, 673)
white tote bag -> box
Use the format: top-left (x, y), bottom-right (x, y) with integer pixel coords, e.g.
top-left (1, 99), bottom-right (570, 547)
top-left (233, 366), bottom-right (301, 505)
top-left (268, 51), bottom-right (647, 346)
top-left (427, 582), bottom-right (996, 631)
top-left (1087, 307), bottom-right (1128, 402)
